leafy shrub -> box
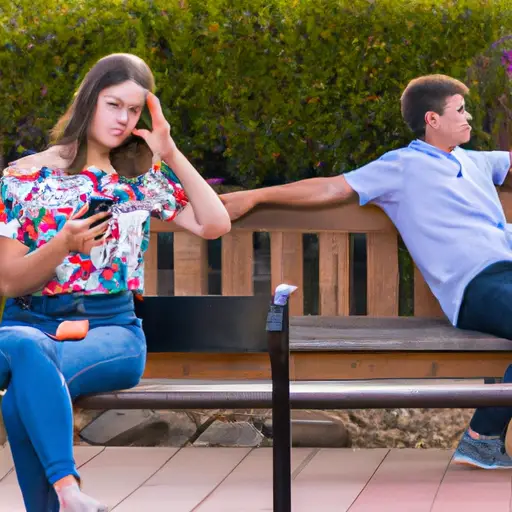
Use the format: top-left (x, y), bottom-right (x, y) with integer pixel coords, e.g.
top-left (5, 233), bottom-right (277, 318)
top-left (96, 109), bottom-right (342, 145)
top-left (1, 0), bottom-right (511, 185)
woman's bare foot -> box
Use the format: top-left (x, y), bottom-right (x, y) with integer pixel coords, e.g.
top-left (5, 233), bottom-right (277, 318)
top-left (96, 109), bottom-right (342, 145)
top-left (55, 477), bottom-right (108, 511)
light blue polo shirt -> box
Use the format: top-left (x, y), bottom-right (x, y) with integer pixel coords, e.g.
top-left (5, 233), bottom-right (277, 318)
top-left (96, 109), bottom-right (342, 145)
top-left (344, 139), bottom-right (512, 325)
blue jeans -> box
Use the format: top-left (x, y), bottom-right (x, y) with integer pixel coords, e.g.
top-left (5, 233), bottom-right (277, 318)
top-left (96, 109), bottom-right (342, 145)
top-left (0, 292), bottom-right (146, 511)
top-left (457, 261), bottom-right (512, 437)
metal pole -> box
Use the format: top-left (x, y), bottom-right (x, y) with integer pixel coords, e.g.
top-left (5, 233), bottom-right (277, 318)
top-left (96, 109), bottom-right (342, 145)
top-left (267, 301), bottom-right (291, 512)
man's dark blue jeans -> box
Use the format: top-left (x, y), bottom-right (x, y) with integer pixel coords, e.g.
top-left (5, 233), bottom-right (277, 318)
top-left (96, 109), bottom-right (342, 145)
top-left (457, 260), bottom-right (512, 436)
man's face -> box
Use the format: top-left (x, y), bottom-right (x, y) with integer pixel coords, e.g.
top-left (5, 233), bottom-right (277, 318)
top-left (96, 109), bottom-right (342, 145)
top-left (425, 94), bottom-right (473, 148)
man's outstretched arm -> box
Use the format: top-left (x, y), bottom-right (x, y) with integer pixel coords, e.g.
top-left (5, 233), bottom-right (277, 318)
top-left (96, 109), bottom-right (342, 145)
top-left (220, 175), bottom-right (356, 221)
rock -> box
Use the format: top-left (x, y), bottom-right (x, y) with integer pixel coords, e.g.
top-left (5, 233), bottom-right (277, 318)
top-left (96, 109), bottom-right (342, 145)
top-left (264, 410), bottom-right (350, 448)
top-left (78, 409), bottom-right (199, 447)
top-left (110, 419), bottom-right (171, 447)
top-left (78, 409), bottom-right (158, 445)
top-left (194, 420), bottom-right (264, 447)
top-left (73, 407), bottom-right (104, 443)
top-left (154, 411), bottom-right (198, 447)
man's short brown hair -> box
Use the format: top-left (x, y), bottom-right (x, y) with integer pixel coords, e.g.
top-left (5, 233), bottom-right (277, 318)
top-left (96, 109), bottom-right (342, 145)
top-left (400, 74), bottom-right (469, 138)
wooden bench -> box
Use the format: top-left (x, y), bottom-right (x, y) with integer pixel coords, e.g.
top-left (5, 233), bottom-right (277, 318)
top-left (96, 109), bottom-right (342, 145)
top-left (76, 198), bottom-right (512, 511)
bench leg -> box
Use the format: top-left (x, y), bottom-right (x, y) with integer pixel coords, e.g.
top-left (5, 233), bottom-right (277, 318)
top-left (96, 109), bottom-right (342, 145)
top-left (267, 303), bottom-right (292, 512)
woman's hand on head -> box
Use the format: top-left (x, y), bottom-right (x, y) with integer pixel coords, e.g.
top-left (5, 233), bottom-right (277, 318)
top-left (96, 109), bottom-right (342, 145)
top-left (131, 92), bottom-right (177, 161)
top-left (60, 209), bottom-right (111, 255)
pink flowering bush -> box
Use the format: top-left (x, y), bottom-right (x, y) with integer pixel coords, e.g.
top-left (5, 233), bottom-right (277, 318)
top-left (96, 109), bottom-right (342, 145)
top-left (467, 35), bottom-right (512, 148)
top-left (501, 49), bottom-right (512, 76)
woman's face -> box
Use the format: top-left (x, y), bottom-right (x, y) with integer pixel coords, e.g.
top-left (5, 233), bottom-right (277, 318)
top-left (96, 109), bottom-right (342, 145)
top-left (88, 80), bottom-right (146, 150)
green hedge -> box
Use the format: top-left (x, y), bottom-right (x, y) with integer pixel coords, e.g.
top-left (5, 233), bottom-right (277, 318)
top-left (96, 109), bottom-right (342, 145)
top-left (1, 0), bottom-right (511, 185)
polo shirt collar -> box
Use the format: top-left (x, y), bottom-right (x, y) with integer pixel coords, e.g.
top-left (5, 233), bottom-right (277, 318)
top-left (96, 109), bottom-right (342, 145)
top-left (409, 139), bottom-right (463, 174)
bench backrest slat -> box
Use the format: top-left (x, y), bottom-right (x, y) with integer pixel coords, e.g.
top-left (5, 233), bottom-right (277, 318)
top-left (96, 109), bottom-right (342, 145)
top-left (318, 232), bottom-right (350, 316)
top-left (222, 231), bottom-right (254, 295)
top-left (366, 232), bottom-right (399, 316)
top-left (413, 265), bottom-right (444, 318)
top-left (270, 232), bottom-right (304, 316)
top-left (173, 232), bottom-right (208, 296)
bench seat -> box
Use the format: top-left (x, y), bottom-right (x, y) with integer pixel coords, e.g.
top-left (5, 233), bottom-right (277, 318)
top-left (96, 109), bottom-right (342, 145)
top-left (290, 316), bottom-right (512, 351)
top-left (141, 316), bottom-right (512, 381)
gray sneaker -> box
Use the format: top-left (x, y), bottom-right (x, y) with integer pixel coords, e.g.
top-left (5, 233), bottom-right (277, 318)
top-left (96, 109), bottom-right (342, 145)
top-left (452, 430), bottom-right (512, 469)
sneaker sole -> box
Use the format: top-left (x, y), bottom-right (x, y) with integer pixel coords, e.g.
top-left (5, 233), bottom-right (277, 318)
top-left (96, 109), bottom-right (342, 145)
top-left (452, 453), bottom-right (512, 470)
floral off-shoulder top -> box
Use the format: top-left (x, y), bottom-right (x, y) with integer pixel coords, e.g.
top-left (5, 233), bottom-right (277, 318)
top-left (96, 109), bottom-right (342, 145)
top-left (0, 161), bottom-right (189, 296)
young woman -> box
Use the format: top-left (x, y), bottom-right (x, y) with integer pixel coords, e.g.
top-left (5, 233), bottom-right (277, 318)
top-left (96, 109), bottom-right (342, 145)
top-left (0, 53), bottom-right (230, 511)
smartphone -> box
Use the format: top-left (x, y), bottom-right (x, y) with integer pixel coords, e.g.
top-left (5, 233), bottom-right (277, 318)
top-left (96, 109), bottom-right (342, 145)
top-left (84, 198), bottom-right (114, 239)
top-left (84, 198), bottom-right (114, 221)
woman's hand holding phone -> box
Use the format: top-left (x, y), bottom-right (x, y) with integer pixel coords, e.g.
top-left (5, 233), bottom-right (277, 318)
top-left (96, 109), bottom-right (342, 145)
top-left (61, 205), bottom-right (112, 255)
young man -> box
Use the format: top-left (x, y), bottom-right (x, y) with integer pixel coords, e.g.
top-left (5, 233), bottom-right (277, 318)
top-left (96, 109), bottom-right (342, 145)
top-left (221, 74), bottom-right (512, 469)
